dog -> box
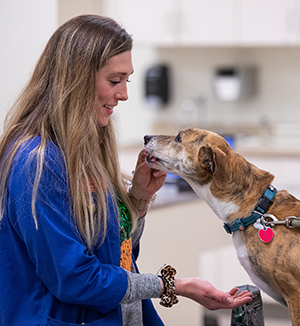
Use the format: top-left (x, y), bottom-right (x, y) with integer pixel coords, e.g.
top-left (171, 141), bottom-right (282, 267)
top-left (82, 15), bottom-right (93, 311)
top-left (144, 128), bottom-right (300, 325)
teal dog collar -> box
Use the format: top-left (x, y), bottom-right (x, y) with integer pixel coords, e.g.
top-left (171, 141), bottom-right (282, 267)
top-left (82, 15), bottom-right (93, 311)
top-left (223, 185), bottom-right (277, 234)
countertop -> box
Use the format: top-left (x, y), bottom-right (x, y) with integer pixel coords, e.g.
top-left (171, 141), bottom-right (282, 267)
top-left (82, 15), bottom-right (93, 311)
top-left (152, 183), bottom-right (199, 209)
top-left (237, 146), bottom-right (300, 158)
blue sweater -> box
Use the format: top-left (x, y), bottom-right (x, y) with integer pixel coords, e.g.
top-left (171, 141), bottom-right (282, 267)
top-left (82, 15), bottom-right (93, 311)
top-left (0, 138), bottom-right (163, 326)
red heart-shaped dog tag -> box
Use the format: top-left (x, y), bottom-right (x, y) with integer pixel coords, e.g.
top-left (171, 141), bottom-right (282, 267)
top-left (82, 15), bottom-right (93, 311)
top-left (258, 227), bottom-right (274, 243)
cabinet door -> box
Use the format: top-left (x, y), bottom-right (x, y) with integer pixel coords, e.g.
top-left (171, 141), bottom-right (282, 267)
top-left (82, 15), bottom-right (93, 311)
top-left (117, 0), bottom-right (175, 46)
top-left (178, 0), bottom-right (237, 46)
top-left (240, 0), bottom-right (300, 45)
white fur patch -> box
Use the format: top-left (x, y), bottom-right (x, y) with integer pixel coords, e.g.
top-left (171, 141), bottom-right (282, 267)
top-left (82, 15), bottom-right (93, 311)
top-left (189, 182), bottom-right (238, 221)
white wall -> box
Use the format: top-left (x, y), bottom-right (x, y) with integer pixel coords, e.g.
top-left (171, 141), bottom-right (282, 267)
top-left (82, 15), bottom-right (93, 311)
top-left (2, 1), bottom-right (300, 148)
top-left (0, 0), bottom-right (58, 133)
top-left (152, 47), bottom-right (300, 128)
top-left (101, 0), bottom-right (300, 147)
top-left (112, 45), bottom-right (300, 147)
top-left (58, 0), bottom-right (103, 26)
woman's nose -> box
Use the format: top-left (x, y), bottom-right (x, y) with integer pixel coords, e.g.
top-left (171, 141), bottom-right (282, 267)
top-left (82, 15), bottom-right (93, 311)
top-left (116, 83), bottom-right (129, 101)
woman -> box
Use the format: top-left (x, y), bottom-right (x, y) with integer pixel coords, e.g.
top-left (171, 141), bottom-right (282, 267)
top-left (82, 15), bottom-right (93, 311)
top-left (0, 15), bottom-right (252, 326)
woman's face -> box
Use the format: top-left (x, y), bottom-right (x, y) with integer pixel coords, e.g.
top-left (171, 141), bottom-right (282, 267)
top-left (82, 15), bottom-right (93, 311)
top-left (95, 51), bottom-right (134, 127)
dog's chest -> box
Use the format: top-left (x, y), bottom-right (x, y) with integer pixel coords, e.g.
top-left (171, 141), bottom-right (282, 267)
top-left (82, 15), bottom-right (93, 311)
top-left (232, 232), bottom-right (285, 305)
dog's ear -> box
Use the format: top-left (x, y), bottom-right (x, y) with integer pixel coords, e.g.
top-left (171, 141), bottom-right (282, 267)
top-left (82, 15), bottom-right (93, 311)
top-left (199, 145), bottom-right (215, 173)
top-left (199, 145), bottom-right (228, 189)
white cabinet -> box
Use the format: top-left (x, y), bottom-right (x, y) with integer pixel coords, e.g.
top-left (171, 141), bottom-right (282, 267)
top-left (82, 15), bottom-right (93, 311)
top-left (240, 0), bottom-right (300, 45)
top-left (116, 0), bottom-right (237, 46)
top-left (115, 0), bottom-right (300, 46)
top-left (178, 0), bottom-right (236, 46)
top-left (117, 0), bottom-right (175, 46)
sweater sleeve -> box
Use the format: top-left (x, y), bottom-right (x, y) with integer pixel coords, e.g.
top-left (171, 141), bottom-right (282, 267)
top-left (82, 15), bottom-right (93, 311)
top-left (7, 139), bottom-right (128, 314)
top-left (121, 270), bottom-right (161, 304)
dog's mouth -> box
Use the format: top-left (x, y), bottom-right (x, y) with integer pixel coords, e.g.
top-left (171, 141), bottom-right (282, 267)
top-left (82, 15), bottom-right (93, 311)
top-left (145, 151), bottom-right (161, 164)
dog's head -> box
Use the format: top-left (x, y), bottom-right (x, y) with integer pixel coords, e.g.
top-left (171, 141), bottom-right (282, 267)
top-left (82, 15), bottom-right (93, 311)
top-left (144, 128), bottom-right (233, 189)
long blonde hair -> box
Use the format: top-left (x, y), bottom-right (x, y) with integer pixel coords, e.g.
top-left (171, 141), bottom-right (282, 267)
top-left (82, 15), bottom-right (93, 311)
top-left (0, 15), bottom-right (138, 250)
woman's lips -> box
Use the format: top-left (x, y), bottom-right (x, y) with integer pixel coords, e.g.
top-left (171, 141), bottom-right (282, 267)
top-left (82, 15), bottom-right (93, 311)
top-left (104, 105), bottom-right (114, 115)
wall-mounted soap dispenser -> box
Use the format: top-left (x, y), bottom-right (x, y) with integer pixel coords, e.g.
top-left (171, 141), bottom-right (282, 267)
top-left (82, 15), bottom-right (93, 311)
top-left (145, 65), bottom-right (170, 108)
top-left (213, 66), bottom-right (257, 102)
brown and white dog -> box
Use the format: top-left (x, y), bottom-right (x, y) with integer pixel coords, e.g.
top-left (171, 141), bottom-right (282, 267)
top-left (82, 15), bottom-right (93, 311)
top-left (144, 128), bottom-right (300, 325)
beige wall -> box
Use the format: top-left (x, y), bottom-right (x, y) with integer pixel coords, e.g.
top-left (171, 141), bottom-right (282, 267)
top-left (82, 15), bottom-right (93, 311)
top-left (58, 0), bottom-right (103, 26)
top-left (114, 45), bottom-right (300, 147)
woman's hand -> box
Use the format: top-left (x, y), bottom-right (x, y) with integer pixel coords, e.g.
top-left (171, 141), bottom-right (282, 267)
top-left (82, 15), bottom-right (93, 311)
top-left (130, 149), bottom-right (167, 201)
top-left (175, 277), bottom-right (253, 310)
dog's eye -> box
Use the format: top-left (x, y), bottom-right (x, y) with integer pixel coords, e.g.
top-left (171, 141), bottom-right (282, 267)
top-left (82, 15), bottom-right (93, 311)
top-left (174, 134), bottom-right (182, 143)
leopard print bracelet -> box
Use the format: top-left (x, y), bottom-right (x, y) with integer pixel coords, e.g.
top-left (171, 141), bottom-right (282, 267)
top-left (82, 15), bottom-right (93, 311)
top-left (158, 265), bottom-right (179, 308)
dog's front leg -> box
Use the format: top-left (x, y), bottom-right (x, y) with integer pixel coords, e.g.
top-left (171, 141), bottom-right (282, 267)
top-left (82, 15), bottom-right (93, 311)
top-left (285, 297), bottom-right (300, 326)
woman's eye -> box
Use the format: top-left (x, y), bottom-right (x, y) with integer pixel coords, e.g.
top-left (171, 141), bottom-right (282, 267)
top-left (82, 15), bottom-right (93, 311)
top-left (110, 79), bottom-right (131, 85)
top-left (174, 134), bottom-right (182, 143)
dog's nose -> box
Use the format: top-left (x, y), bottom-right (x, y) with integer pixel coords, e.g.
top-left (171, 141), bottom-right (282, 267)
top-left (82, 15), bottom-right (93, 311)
top-left (144, 135), bottom-right (153, 145)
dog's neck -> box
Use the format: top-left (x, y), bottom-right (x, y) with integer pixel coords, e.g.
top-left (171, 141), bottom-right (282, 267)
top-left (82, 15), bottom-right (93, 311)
top-left (188, 181), bottom-right (240, 221)
top-left (187, 162), bottom-right (274, 223)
